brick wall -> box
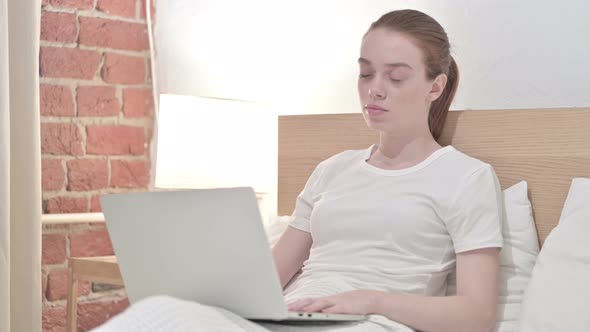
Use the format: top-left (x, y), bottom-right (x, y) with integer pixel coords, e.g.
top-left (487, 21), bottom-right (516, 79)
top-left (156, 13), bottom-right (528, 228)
top-left (40, 0), bottom-right (155, 331)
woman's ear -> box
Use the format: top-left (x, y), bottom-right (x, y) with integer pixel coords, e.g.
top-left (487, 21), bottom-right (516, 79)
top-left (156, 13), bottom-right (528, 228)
top-left (428, 73), bottom-right (448, 102)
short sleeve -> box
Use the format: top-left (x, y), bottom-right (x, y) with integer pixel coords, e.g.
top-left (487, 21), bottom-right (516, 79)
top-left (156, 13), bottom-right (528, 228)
top-left (444, 164), bottom-right (504, 253)
top-left (288, 162), bottom-right (326, 233)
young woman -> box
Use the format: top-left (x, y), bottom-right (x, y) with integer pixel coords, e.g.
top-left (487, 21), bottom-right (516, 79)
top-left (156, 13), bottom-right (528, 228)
top-left (274, 9), bottom-right (503, 332)
top-left (94, 9), bottom-right (502, 332)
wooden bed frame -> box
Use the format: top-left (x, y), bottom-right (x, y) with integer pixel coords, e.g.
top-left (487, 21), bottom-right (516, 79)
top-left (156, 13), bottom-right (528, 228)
top-left (278, 108), bottom-right (590, 245)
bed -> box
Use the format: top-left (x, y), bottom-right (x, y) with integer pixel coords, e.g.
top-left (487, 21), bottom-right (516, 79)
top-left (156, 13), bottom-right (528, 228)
top-left (95, 108), bottom-right (590, 332)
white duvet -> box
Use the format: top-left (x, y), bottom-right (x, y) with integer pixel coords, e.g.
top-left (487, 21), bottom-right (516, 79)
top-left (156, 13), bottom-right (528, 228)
top-left (91, 295), bottom-right (413, 332)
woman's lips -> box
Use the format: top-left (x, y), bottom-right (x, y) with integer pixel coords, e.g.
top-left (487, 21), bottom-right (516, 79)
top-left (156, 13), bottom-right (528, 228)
top-left (365, 104), bottom-right (389, 116)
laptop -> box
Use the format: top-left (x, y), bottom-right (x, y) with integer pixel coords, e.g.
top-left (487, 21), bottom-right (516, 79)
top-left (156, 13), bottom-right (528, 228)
top-left (100, 187), bottom-right (366, 322)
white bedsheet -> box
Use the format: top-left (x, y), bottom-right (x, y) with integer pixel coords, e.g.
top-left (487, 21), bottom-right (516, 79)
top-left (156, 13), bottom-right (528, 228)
top-left (91, 296), bottom-right (413, 332)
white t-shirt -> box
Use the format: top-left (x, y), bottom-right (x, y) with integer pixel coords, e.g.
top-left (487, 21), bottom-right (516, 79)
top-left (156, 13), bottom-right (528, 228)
top-left (285, 145), bottom-right (503, 301)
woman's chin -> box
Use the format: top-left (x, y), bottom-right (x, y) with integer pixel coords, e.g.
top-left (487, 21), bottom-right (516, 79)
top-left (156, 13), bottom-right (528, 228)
top-left (363, 117), bottom-right (389, 131)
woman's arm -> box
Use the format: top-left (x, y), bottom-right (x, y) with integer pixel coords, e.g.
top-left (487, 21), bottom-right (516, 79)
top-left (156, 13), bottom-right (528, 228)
top-left (272, 226), bottom-right (312, 289)
top-left (372, 247), bottom-right (500, 332)
top-left (290, 247), bottom-right (500, 332)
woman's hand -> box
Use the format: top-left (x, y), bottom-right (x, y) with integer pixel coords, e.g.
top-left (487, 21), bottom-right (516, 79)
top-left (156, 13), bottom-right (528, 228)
top-left (287, 290), bottom-right (382, 315)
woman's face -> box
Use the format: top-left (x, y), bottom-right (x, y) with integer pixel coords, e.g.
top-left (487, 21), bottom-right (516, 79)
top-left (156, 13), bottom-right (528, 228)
top-left (358, 28), bottom-right (446, 135)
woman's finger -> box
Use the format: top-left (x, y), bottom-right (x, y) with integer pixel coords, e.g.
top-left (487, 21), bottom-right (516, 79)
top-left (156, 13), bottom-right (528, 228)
top-left (301, 299), bottom-right (334, 313)
top-left (287, 298), bottom-right (313, 311)
top-left (321, 305), bottom-right (344, 314)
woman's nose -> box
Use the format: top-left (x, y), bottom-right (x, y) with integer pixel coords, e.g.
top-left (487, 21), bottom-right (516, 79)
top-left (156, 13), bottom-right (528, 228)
top-left (369, 87), bottom-right (385, 100)
top-left (367, 76), bottom-right (386, 100)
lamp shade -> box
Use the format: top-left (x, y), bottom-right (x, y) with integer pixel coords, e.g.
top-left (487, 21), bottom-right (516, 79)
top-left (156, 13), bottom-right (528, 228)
top-left (154, 94), bottom-right (277, 193)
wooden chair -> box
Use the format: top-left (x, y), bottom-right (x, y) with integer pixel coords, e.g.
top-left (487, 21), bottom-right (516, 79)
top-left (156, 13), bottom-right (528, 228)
top-left (66, 256), bottom-right (124, 332)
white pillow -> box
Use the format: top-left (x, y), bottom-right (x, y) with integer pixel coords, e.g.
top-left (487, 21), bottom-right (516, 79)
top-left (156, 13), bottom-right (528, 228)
top-left (265, 215), bottom-right (292, 247)
top-left (518, 178), bottom-right (590, 332)
top-left (447, 181), bottom-right (540, 332)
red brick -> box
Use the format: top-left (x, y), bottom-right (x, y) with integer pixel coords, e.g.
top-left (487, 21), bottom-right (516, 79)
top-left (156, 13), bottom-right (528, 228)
top-left (122, 88), bottom-right (152, 118)
top-left (67, 159), bottom-right (109, 191)
top-left (40, 47), bottom-right (101, 80)
top-left (110, 160), bottom-right (149, 188)
top-left (41, 12), bottom-right (77, 43)
top-left (42, 234), bottom-right (67, 265)
top-left (41, 234), bottom-right (66, 264)
top-left (70, 229), bottom-right (114, 257)
top-left (41, 123), bottom-right (84, 156)
top-left (77, 86), bottom-right (119, 117)
top-left (139, 0), bottom-right (156, 20)
top-left (79, 17), bottom-right (148, 51)
top-left (42, 159), bottom-right (66, 191)
top-left (49, 0), bottom-right (93, 9)
top-left (42, 307), bottom-right (66, 332)
top-left (90, 195), bottom-right (102, 212)
top-left (42, 0), bottom-right (50, 5)
top-left (97, 0), bottom-right (136, 18)
top-left (40, 85), bottom-right (75, 117)
top-left (101, 53), bottom-right (145, 84)
top-left (46, 268), bottom-right (91, 301)
top-left (86, 125), bottom-right (146, 155)
top-left (78, 298), bottom-right (130, 331)
top-left (47, 196), bottom-right (88, 214)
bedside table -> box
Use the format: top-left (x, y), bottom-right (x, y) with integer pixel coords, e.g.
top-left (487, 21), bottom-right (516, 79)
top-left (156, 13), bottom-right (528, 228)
top-left (66, 256), bottom-right (124, 332)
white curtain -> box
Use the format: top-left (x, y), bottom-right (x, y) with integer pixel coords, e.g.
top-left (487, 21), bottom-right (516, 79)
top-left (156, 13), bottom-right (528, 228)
top-left (0, 0), bottom-right (42, 331)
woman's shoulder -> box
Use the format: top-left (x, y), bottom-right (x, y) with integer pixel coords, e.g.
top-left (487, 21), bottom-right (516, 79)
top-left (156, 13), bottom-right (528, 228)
top-left (439, 146), bottom-right (495, 179)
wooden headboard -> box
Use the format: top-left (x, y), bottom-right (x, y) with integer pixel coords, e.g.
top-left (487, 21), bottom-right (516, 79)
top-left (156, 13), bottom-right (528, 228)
top-left (278, 108), bottom-right (590, 245)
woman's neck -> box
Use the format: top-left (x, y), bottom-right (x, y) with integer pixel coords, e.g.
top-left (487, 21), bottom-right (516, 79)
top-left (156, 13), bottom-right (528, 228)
top-left (367, 134), bottom-right (443, 170)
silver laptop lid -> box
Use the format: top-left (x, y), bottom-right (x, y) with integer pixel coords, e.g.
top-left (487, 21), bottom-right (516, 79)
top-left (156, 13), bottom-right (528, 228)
top-left (100, 187), bottom-right (288, 320)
